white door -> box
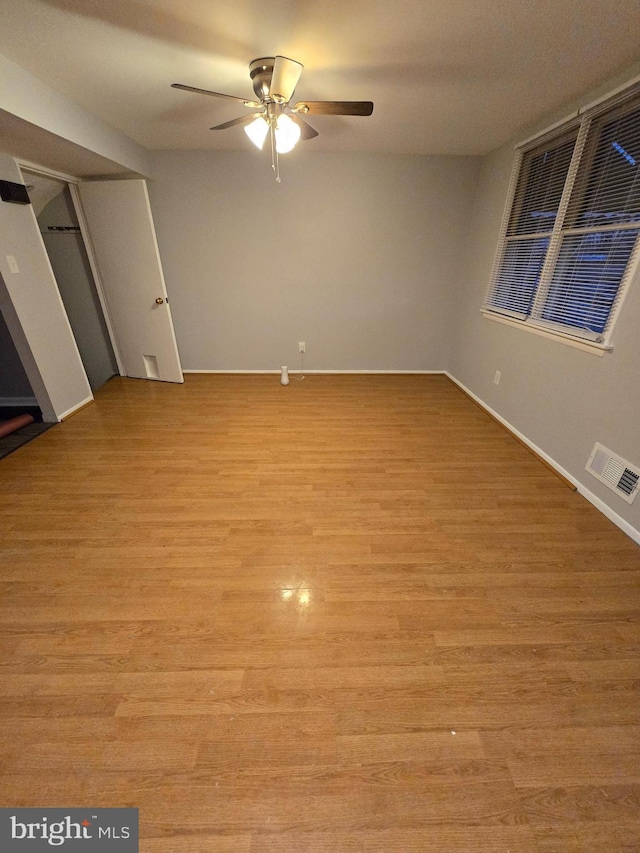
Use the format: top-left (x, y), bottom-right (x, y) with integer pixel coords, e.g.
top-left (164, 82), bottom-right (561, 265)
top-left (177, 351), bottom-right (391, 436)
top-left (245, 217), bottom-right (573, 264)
top-left (75, 179), bottom-right (183, 383)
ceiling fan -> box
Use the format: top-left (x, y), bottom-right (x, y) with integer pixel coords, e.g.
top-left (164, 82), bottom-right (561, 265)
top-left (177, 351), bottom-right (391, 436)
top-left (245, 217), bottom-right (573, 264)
top-left (171, 56), bottom-right (374, 181)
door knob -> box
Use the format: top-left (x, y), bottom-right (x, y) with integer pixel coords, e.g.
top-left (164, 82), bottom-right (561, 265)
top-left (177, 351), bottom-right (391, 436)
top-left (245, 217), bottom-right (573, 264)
top-left (155, 297), bottom-right (164, 305)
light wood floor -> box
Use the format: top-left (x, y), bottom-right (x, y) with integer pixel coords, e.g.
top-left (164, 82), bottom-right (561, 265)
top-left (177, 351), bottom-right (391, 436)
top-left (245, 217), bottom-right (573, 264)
top-left (1, 374), bottom-right (639, 852)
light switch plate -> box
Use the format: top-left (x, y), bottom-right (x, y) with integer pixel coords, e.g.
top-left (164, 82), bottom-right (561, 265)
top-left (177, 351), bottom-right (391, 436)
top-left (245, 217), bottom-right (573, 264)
top-left (6, 255), bottom-right (19, 274)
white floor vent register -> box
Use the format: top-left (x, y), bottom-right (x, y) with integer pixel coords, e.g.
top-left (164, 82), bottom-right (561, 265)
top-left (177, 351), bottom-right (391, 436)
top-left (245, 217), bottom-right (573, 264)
top-left (586, 443), bottom-right (640, 505)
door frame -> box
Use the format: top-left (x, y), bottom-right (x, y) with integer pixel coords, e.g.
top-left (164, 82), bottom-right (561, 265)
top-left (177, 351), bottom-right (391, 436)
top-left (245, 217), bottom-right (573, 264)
top-left (18, 159), bottom-right (125, 377)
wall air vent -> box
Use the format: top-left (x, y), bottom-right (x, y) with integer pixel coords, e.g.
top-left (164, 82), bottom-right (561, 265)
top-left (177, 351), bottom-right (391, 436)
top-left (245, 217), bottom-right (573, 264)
top-left (586, 443), bottom-right (640, 505)
top-left (0, 180), bottom-right (31, 205)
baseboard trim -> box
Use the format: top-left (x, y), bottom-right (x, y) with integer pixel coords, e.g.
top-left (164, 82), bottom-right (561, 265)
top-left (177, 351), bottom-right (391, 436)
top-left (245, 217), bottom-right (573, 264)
top-left (0, 396), bottom-right (38, 407)
top-left (58, 395), bottom-right (94, 421)
top-left (577, 487), bottom-right (640, 546)
top-left (183, 370), bottom-right (447, 375)
top-left (445, 372), bottom-right (640, 546)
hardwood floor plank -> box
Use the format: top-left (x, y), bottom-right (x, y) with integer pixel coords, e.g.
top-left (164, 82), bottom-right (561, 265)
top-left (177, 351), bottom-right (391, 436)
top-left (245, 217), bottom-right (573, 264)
top-left (143, 837), bottom-right (251, 853)
top-left (241, 664), bottom-right (444, 691)
top-left (508, 753), bottom-right (640, 787)
top-left (249, 826), bottom-right (539, 853)
top-left (0, 740), bottom-right (199, 774)
top-left (533, 823), bottom-right (640, 853)
top-left (0, 673), bottom-right (117, 695)
top-left (124, 632), bottom-right (436, 670)
top-left (481, 725), bottom-right (640, 758)
top-left (195, 736), bottom-right (337, 770)
top-left (427, 641), bottom-right (640, 666)
top-left (337, 690), bottom-right (640, 731)
top-left (336, 730), bottom-right (484, 763)
top-left (114, 669), bottom-right (246, 699)
top-left (521, 784), bottom-right (640, 824)
top-left (565, 659), bottom-right (640, 680)
top-left (125, 781), bottom-right (529, 833)
top-left (0, 697), bottom-right (118, 720)
top-left (433, 624), bottom-right (626, 646)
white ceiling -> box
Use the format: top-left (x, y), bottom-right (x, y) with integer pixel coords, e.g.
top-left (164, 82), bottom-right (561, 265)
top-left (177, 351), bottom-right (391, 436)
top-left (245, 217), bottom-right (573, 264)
top-left (2, 0), bottom-right (640, 157)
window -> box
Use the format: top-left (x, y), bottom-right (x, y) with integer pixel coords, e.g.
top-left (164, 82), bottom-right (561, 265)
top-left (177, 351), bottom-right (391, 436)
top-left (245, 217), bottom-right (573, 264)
top-left (484, 88), bottom-right (640, 349)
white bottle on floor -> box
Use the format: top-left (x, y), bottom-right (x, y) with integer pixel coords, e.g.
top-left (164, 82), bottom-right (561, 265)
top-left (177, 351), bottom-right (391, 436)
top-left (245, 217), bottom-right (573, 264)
top-left (280, 366), bottom-right (290, 386)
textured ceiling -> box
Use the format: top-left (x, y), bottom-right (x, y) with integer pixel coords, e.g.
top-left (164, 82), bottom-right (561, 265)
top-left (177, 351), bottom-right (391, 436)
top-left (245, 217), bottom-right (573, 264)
top-left (1, 0), bottom-right (640, 156)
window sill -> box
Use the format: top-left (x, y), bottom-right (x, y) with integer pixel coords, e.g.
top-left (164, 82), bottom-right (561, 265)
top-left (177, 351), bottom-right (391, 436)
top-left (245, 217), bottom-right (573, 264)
top-left (481, 310), bottom-right (611, 357)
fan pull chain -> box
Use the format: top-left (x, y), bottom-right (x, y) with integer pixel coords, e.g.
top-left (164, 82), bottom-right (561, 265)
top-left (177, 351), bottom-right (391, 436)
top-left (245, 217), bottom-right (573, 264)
top-left (270, 122), bottom-right (275, 172)
top-left (269, 121), bottom-right (281, 183)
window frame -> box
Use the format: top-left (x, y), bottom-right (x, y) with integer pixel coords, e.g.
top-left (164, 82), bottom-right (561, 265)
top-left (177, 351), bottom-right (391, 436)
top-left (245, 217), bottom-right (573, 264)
top-left (483, 85), bottom-right (640, 354)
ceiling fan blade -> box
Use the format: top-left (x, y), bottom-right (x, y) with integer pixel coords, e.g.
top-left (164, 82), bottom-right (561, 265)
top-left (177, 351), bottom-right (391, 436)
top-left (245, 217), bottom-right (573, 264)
top-left (270, 56), bottom-right (304, 103)
top-left (289, 113), bottom-right (319, 140)
top-left (210, 114), bottom-right (260, 131)
top-left (293, 101), bottom-right (374, 116)
top-left (171, 83), bottom-right (261, 108)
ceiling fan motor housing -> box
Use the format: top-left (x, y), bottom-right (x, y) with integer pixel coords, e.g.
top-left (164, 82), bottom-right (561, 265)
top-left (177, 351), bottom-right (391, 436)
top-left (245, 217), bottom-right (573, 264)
top-left (249, 57), bottom-right (276, 101)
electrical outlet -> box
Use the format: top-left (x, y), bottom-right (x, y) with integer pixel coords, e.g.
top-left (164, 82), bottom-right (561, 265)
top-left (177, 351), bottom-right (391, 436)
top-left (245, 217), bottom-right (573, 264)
top-left (299, 342), bottom-right (306, 353)
top-left (493, 370), bottom-right (501, 385)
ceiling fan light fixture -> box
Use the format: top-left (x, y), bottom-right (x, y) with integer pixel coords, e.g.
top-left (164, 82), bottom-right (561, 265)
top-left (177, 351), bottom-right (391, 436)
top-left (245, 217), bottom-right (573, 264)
top-left (173, 56), bottom-right (373, 180)
top-left (275, 114), bottom-right (301, 154)
top-left (244, 116), bottom-right (269, 149)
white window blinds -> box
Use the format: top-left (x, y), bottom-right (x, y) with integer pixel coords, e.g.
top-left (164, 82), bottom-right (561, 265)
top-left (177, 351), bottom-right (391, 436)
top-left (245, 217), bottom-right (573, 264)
top-left (486, 89), bottom-right (640, 344)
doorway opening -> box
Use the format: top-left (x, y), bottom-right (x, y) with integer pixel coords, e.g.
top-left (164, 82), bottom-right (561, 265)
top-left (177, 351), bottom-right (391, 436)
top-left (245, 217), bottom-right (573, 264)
top-left (23, 171), bottom-right (118, 393)
top-left (0, 303), bottom-right (56, 458)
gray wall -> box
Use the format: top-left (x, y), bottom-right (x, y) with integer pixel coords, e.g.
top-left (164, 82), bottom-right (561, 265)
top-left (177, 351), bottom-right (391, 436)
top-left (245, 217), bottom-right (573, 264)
top-left (0, 307), bottom-right (33, 399)
top-left (147, 150), bottom-right (480, 371)
top-left (449, 86), bottom-right (640, 535)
